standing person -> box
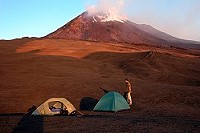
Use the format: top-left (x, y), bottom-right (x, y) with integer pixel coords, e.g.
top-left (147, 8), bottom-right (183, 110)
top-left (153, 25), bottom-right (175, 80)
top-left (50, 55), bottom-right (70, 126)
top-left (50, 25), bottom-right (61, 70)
top-left (125, 78), bottom-right (132, 105)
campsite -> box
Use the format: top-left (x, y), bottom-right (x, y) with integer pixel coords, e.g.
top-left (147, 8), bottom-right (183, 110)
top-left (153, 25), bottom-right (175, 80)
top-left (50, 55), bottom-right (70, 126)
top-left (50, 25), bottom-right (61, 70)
top-left (0, 38), bottom-right (200, 132)
top-left (1, 0), bottom-right (200, 132)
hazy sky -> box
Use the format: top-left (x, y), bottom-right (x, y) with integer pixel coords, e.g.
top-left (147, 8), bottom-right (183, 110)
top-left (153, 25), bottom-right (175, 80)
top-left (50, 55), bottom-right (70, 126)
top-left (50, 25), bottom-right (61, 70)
top-left (0, 0), bottom-right (199, 41)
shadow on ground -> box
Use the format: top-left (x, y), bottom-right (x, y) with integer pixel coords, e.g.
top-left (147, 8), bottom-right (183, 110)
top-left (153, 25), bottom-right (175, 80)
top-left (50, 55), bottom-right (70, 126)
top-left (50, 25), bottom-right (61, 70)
top-left (12, 106), bottom-right (43, 133)
top-left (12, 115), bottom-right (43, 133)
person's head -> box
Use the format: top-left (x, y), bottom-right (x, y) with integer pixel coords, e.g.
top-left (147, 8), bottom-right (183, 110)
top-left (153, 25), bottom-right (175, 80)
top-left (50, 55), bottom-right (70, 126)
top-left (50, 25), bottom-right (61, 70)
top-left (125, 78), bottom-right (129, 83)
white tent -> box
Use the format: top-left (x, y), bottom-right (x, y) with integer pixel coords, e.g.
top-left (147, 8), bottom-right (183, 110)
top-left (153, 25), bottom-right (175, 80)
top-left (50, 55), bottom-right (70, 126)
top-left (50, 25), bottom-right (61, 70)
top-left (32, 98), bottom-right (76, 115)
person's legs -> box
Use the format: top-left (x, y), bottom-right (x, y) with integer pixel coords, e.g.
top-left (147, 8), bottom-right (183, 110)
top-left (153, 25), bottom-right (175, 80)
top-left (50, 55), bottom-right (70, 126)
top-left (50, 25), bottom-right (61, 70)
top-left (127, 92), bottom-right (132, 105)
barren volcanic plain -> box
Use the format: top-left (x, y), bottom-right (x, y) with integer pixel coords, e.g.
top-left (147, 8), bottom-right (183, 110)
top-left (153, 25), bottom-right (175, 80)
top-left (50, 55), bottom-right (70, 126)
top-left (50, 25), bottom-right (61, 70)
top-left (0, 38), bottom-right (200, 132)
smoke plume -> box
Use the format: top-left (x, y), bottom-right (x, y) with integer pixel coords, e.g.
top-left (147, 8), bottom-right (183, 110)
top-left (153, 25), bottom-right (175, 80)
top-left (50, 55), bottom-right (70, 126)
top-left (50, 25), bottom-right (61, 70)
top-left (86, 0), bottom-right (200, 41)
top-left (87, 0), bottom-right (127, 21)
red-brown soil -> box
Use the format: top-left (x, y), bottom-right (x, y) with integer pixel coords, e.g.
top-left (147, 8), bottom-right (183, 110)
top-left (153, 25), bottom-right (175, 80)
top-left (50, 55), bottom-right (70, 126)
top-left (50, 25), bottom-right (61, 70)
top-left (0, 38), bottom-right (200, 132)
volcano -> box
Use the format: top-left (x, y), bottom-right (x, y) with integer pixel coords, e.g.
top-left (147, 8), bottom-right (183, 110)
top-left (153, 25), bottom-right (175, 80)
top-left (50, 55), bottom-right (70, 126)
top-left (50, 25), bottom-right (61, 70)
top-left (46, 12), bottom-right (200, 49)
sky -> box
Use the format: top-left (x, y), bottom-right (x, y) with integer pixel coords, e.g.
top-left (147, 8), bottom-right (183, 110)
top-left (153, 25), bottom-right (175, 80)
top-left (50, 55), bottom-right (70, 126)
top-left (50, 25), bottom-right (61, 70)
top-left (0, 0), bottom-right (200, 41)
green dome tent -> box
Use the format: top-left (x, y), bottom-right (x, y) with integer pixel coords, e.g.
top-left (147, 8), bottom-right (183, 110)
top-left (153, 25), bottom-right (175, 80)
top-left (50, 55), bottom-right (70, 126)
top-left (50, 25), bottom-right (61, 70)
top-left (93, 91), bottom-right (130, 112)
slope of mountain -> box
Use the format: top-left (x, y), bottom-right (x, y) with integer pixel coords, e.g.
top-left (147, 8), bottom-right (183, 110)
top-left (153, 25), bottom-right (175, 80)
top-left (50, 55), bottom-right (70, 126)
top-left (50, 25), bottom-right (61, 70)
top-left (46, 11), bottom-right (200, 49)
top-left (1, 38), bottom-right (200, 114)
top-left (132, 23), bottom-right (200, 49)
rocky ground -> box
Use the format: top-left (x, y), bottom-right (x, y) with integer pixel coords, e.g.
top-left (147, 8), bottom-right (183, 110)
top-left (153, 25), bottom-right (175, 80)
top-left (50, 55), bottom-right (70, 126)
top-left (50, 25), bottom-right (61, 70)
top-left (0, 38), bottom-right (200, 132)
